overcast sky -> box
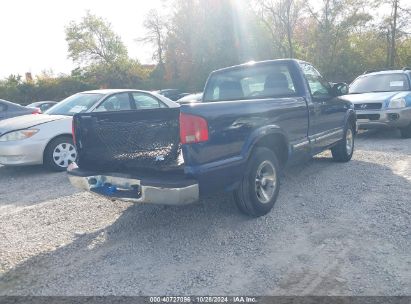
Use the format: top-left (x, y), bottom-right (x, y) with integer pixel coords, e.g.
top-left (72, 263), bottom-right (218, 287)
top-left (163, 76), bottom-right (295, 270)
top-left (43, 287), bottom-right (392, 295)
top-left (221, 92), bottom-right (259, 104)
top-left (0, 0), bottom-right (165, 78)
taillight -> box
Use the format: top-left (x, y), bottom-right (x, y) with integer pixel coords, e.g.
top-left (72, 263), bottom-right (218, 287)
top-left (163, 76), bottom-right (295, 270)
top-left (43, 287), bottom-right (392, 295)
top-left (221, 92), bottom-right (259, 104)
top-left (32, 108), bottom-right (41, 114)
top-left (180, 113), bottom-right (209, 144)
top-left (72, 119), bottom-right (76, 146)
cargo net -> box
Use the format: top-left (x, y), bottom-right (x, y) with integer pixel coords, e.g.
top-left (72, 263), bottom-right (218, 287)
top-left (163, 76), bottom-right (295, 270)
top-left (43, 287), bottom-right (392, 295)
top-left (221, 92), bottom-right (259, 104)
top-left (80, 119), bottom-right (182, 171)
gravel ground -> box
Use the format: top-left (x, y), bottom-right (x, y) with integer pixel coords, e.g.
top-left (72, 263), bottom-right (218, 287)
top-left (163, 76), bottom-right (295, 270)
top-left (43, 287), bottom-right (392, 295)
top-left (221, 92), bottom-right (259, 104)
top-left (0, 129), bottom-right (410, 296)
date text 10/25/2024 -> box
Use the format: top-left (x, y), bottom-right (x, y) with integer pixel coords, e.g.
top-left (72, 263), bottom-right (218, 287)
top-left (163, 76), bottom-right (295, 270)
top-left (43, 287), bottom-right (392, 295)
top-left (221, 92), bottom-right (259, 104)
top-left (149, 296), bottom-right (257, 303)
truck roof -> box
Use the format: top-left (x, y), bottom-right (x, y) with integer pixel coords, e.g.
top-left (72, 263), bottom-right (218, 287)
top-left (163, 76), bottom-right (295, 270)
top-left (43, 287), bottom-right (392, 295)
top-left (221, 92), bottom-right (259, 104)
top-left (211, 59), bottom-right (307, 74)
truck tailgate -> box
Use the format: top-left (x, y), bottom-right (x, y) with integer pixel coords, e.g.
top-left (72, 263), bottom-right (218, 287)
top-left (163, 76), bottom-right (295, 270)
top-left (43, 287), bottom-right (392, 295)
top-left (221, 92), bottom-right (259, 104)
top-left (73, 108), bottom-right (182, 172)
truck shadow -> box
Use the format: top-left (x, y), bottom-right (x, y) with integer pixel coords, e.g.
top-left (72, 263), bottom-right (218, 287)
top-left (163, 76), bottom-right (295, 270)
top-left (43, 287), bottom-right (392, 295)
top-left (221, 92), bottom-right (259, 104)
top-left (357, 128), bottom-right (402, 140)
top-left (355, 129), bottom-right (410, 154)
top-left (0, 164), bottom-right (48, 176)
top-left (1, 153), bottom-right (410, 295)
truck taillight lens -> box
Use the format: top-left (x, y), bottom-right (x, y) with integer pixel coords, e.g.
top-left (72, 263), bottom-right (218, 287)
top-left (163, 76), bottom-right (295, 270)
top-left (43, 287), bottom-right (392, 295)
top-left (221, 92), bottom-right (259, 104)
top-left (72, 119), bottom-right (76, 145)
top-left (180, 113), bottom-right (209, 144)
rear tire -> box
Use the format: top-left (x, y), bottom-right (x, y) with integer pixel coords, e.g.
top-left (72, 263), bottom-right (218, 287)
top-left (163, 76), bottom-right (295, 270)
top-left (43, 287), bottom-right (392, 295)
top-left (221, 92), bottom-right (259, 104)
top-left (233, 147), bottom-right (280, 217)
top-left (44, 136), bottom-right (77, 171)
top-left (331, 123), bottom-right (355, 162)
top-left (400, 123), bottom-right (411, 139)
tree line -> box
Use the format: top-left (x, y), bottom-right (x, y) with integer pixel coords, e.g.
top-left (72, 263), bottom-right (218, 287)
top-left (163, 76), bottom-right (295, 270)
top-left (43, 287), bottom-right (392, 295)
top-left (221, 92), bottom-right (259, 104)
top-left (1, 0), bottom-right (410, 105)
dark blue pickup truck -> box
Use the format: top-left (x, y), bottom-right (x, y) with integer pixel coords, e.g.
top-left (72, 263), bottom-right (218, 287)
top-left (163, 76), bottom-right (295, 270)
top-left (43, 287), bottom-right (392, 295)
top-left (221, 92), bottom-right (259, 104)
top-left (68, 59), bottom-right (356, 217)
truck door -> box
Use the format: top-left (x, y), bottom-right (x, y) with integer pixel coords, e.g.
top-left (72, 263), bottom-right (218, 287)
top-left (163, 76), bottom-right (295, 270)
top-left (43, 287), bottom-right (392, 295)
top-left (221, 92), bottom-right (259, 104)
top-left (300, 63), bottom-right (347, 149)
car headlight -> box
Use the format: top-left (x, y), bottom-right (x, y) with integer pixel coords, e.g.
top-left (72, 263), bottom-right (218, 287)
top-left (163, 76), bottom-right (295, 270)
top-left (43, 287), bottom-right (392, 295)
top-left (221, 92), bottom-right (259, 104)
top-left (0, 129), bottom-right (39, 142)
top-left (388, 98), bottom-right (406, 108)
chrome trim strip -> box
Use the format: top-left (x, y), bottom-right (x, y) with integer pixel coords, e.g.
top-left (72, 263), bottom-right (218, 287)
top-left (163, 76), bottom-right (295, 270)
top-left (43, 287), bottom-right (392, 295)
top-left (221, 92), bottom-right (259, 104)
top-left (293, 140), bottom-right (310, 149)
top-left (311, 128), bottom-right (344, 142)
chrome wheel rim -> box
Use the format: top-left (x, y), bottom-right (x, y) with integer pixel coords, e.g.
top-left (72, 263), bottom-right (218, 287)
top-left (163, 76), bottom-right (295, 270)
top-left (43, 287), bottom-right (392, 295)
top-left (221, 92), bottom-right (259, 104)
top-left (346, 128), bottom-right (354, 155)
top-left (255, 160), bottom-right (277, 204)
top-left (53, 143), bottom-right (77, 168)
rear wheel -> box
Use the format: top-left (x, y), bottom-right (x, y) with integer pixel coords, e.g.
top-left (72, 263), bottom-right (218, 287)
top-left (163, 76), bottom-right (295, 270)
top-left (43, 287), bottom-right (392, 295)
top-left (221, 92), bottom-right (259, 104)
top-left (331, 123), bottom-right (355, 162)
top-left (400, 123), bottom-right (411, 139)
top-left (44, 136), bottom-right (77, 171)
top-left (234, 147), bottom-right (280, 217)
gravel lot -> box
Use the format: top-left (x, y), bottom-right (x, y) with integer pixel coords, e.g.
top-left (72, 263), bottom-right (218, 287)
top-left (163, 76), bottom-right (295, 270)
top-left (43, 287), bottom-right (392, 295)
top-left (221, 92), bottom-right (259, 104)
top-left (0, 129), bottom-right (410, 296)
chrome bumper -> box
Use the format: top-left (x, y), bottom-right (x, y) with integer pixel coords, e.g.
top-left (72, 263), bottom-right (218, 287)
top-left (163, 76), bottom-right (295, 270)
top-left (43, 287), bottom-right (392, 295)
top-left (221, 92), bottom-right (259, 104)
top-left (67, 164), bottom-right (199, 205)
top-left (356, 107), bottom-right (411, 129)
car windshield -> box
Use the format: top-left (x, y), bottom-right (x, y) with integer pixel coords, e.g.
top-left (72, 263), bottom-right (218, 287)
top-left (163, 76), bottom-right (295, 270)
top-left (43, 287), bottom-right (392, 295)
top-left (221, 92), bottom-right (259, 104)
top-left (45, 93), bottom-right (103, 116)
top-left (349, 73), bottom-right (410, 94)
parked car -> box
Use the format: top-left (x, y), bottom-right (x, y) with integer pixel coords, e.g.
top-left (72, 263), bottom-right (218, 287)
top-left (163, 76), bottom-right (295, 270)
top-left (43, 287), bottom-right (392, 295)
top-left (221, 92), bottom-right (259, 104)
top-left (27, 101), bottom-right (58, 113)
top-left (346, 69), bottom-right (411, 138)
top-left (68, 59), bottom-right (356, 217)
top-left (0, 89), bottom-right (175, 171)
top-left (156, 89), bottom-right (190, 101)
top-left (177, 93), bottom-right (203, 104)
top-left (0, 99), bottom-right (40, 121)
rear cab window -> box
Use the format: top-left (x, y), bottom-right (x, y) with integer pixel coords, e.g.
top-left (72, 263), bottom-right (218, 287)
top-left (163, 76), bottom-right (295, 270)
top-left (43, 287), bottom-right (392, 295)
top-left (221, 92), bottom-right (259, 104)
top-left (203, 63), bottom-right (297, 102)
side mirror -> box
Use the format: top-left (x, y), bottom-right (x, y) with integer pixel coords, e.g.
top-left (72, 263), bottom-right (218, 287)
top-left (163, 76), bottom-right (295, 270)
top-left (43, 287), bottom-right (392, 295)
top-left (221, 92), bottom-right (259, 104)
top-left (332, 82), bottom-right (349, 96)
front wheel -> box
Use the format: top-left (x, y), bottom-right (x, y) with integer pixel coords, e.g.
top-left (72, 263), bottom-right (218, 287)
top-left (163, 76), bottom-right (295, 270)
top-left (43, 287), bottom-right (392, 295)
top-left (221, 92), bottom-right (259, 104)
top-left (331, 123), bottom-right (355, 162)
top-left (233, 147), bottom-right (280, 217)
top-left (44, 136), bottom-right (77, 171)
top-left (400, 123), bottom-right (411, 139)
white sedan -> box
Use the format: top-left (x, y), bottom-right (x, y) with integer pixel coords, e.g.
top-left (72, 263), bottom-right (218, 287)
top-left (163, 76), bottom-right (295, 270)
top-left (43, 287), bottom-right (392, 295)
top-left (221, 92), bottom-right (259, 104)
top-left (0, 89), bottom-right (176, 171)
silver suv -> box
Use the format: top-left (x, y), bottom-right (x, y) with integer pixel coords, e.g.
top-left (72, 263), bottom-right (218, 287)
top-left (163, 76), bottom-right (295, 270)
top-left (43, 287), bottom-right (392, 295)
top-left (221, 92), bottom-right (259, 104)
top-left (345, 69), bottom-right (411, 138)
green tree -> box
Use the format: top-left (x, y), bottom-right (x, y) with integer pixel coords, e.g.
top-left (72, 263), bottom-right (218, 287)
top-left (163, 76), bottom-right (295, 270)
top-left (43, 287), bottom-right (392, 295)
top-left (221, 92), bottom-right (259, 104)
top-left (375, 0), bottom-right (411, 67)
top-left (255, 0), bottom-right (304, 58)
top-left (139, 9), bottom-right (168, 65)
top-left (139, 9), bottom-right (169, 88)
top-left (0, 73), bottom-right (97, 105)
top-left (163, 0), bottom-right (262, 90)
top-left (84, 58), bottom-right (149, 89)
top-left (65, 12), bottom-right (128, 65)
top-left (65, 12), bottom-right (148, 89)
top-left (305, 0), bottom-right (372, 79)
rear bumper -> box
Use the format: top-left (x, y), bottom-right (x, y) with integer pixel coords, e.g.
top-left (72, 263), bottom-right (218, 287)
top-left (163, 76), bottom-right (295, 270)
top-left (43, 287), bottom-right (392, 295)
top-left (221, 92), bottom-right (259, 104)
top-left (356, 107), bottom-right (411, 129)
top-left (67, 164), bottom-right (199, 205)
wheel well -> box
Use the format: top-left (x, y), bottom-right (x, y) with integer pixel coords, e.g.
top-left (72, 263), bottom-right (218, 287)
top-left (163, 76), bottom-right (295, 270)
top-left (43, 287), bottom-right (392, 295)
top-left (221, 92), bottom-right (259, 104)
top-left (43, 134), bottom-right (73, 161)
top-left (253, 133), bottom-right (289, 167)
top-left (348, 113), bottom-right (357, 133)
